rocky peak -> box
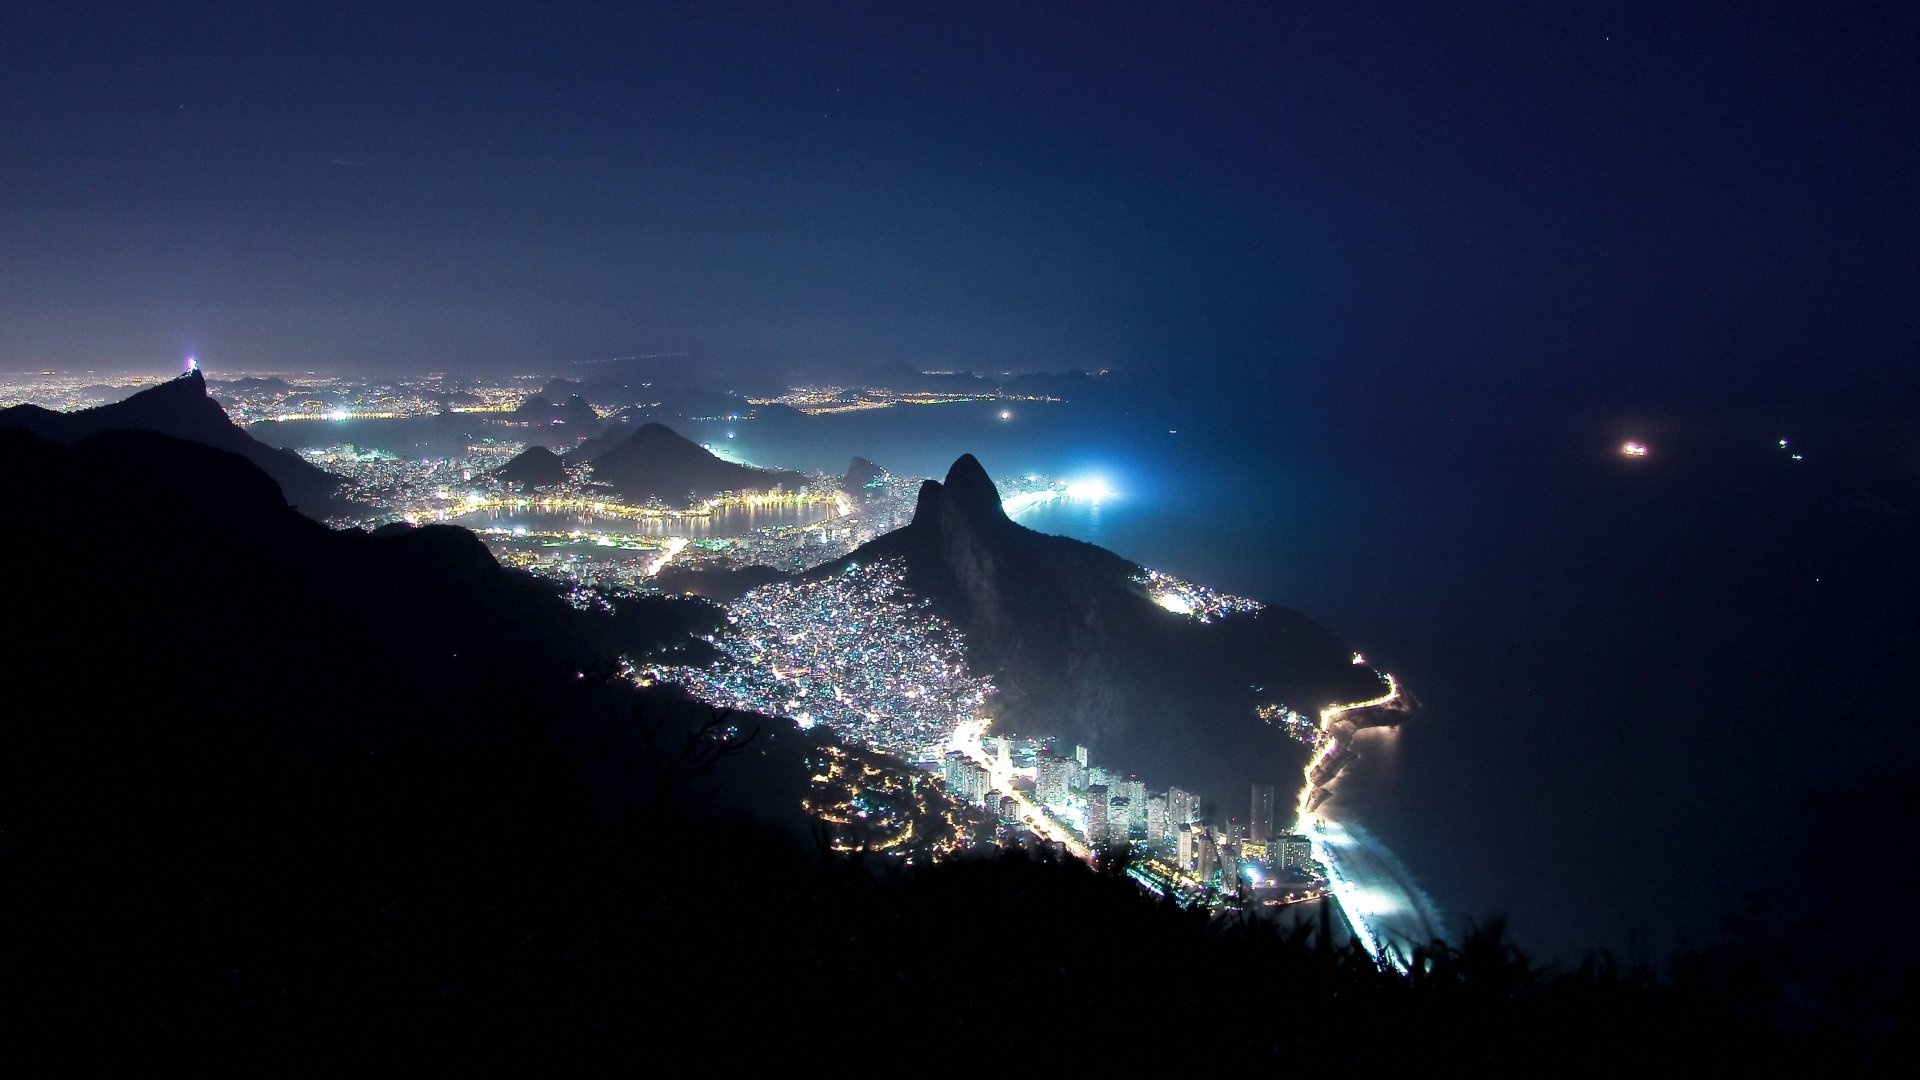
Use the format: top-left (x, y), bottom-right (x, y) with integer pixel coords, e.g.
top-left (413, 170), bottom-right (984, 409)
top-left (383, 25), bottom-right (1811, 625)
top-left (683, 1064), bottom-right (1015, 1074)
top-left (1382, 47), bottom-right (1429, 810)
top-left (939, 453), bottom-right (1009, 526)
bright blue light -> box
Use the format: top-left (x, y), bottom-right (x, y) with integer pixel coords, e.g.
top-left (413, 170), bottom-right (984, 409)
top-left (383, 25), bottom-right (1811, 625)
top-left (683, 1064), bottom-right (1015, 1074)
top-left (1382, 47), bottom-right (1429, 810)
top-left (1065, 477), bottom-right (1113, 502)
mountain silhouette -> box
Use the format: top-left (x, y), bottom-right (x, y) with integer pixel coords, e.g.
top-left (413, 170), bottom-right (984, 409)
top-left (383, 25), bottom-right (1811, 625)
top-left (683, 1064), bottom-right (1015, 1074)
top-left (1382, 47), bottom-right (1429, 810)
top-left (838, 454), bottom-right (1400, 801)
top-left (0, 369), bottom-right (351, 517)
top-left (582, 421), bottom-right (806, 503)
top-left (495, 445), bottom-right (570, 488)
top-left (841, 455), bottom-right (888, 497)
top-left (509, 393), bottom-right (600, 428)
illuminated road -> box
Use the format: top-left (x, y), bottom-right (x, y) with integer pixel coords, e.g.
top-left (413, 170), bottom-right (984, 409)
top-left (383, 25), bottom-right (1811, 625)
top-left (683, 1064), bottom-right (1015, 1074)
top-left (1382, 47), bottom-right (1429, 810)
top-left (947, 718), bottom-right (1091, 861)
top-left (1292, 673), bottom-right (1443, 971)
top-left (644, 536), bottom-right (689, 578)
top-left (1295, 673), bottom-right (1401, 819)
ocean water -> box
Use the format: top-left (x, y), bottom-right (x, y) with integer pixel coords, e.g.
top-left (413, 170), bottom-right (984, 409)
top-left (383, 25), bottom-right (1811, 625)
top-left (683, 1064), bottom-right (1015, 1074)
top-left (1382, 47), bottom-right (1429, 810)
top-left (701, 379), bottom-right (1920, 964)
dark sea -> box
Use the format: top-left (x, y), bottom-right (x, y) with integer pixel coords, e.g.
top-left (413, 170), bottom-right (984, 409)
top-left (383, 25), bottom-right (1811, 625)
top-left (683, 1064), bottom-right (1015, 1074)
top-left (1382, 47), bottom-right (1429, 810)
top-left (690, 376), bottom-right (1920, 965)
top-left (280, 374), bottom-right (1920, 965)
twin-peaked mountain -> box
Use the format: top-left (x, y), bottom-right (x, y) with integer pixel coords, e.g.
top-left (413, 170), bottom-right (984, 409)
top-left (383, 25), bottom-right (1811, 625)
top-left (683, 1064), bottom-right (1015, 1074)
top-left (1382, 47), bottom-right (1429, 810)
top-left (508, 392), bottom-right (600, 428)
top-left (833, 454), bottom-right (1401, 803)
top-left (575, 422), bottom-right (807, 504)
top-left (0, 369), bottom-right (351, 517)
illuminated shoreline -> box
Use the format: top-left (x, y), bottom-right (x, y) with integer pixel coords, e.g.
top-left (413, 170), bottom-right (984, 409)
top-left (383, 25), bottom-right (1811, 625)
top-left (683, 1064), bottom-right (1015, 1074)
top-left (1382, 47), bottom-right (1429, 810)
top-left (1292, 673), bottom-right (1417, 972)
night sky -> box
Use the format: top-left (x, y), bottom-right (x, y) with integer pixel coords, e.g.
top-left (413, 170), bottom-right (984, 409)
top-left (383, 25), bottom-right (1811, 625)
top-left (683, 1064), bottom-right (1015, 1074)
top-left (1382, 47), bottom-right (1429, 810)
top-left (5, 1), bottom-right (1915, 417)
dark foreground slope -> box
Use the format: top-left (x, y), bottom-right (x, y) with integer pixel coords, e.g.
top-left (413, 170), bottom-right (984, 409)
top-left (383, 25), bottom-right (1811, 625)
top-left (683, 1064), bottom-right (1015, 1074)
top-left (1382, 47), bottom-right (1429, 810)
top-left (840, 455), bottom-right (1392, 801)
top-left (0, 368), bottom-right (351, 516)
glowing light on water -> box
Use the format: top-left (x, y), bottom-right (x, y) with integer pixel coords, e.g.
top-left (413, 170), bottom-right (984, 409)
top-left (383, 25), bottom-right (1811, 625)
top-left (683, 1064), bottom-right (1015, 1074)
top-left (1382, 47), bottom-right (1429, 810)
top-left (1065, 477), bottom-right (1113, 502)
top-left (1001, 489), bottom-right (1061, 515)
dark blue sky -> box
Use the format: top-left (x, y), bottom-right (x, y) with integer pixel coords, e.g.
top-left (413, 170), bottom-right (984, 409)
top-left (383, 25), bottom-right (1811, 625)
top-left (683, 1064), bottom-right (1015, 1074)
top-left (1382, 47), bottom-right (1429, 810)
top-left (4, 2), bottom-right (1916, 417)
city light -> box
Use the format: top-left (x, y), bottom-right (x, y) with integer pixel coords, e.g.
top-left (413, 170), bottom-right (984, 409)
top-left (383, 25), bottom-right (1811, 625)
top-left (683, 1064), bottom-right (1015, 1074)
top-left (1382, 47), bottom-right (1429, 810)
top-left (1154, 593), bottom-right (1193, 615)
top-left (1065, 477), bottom-right (1113, 502)
top-left (1621, 441), bottom-right (1647, 457)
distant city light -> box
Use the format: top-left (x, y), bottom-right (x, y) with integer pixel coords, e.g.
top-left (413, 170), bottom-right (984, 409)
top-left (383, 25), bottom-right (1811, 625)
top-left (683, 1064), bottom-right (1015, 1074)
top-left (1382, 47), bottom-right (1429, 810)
top-left (1621, 441), bottom-right (1647, 457)
top-left (1154, 592), bottom-right (1193, 615)
top-left (1065, 477), bottom-right (1113, 501)
top-left (1779, 438), bottom-right (1789, 448)
top-left (999, 409), bottom-right (1012, 420)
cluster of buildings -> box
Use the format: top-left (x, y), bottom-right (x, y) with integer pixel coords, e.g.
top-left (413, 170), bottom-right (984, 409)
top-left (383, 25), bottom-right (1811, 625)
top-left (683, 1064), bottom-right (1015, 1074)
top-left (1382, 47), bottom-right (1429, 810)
top-left (1130, 568), bottom-right (1266, 622)
top-left (646, 558), bottom-right (995, 759)
top-left (0, 369), bottom-right (171, 411)
top-left (936, 737), bottom-right (1325, 910)
top-left (297, 440), bottom-right (526, 520)
top-left (745, 383), bottom-right (1041, 416)
top-left (802, 742), bottom-right (991, 862)
top-left (215, 372), bottom-right (536, 424)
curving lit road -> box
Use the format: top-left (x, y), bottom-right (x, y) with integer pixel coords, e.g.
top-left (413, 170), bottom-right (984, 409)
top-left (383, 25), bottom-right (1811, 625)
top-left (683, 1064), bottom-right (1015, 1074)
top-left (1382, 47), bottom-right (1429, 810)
top-left (1293, 673), bottom-right (1444, 971)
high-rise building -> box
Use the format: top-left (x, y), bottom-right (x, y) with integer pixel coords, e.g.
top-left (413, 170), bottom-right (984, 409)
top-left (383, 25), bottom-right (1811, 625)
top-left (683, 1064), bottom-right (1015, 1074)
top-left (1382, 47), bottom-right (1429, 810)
top-left (1168, 786), bottom-right (1199, 829)
top-left (1197, 833), bottom-right (1217, 887)
top-left (1250, 783), bottom-right (1276, 845)
top-left (1086, 784), bottom-right (1110, 847)
top-left (1123, 778), bottom-right (1147, 831)
top-left (1277, 833), bottom-right (1313, 872)
top-left (1106, 796), bottom-right (1132, 845)
top-left (1035, 751), bottom-right (1070, 806)
top-left (1176, 821), bottom-right (1196, 869)
top-left (1075, 744), bottom-right (1090, 769)
top-left (1146, 793), bottom-right (1169, 842)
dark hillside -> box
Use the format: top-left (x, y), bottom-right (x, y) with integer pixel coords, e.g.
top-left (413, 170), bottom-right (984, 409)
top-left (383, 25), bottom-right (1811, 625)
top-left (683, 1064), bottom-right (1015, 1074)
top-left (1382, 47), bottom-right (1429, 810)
top-left (840, 455), bottom-right (1390, 798)
top-left (0, 369), bottom-right (352, 517)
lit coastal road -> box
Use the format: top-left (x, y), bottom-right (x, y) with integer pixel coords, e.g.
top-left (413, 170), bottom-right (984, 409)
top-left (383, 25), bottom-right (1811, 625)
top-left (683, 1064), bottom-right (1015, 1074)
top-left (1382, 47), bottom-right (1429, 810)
top-left (1293, 673), bottom-right (1443, 971)
top-left (948, 719), bottom-right (1091, 861)
top-left (1306, 816), bottom-right (1444, 969)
